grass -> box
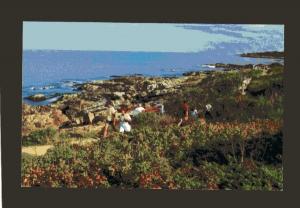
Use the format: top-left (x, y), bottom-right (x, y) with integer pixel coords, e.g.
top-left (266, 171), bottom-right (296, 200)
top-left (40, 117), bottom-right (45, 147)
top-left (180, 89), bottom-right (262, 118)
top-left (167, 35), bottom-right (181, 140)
top-left (22, 127), bottom-right (58, 146)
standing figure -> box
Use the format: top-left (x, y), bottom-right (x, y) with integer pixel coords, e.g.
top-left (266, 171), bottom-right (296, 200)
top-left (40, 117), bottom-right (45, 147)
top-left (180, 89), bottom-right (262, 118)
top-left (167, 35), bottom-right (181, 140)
top-left (103, 101), bottom-right (116, 138)
top-left (156, 102), bottom-right (165, 114)
top-left (205, 103), bottom-right (213, 121)
top-left (191, 108), bottom-right (198, 120)
top-left (178, 100), bottom-right (189, 126)
top-left (182, 100), bottom-right (189, 121)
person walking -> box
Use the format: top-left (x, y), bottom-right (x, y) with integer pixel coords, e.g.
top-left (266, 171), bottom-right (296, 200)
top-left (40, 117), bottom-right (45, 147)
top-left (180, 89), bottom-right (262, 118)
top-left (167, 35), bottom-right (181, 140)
top-left (103, 101), bottom-right (117, 138)
top-left (205, 103), bottom-right (213, 120)
top-left (178, 100), bottom-right (189, 126)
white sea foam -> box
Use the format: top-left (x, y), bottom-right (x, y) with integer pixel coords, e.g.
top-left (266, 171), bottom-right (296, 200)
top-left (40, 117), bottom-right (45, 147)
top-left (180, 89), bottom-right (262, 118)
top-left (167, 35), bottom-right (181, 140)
top-left (202, 64), bottom-right (216, 69)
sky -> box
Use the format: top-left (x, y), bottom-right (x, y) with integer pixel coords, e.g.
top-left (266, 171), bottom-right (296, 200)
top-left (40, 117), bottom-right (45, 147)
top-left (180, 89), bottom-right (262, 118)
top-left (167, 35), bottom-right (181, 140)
top-left (23, 22), bottom-right (284, 53)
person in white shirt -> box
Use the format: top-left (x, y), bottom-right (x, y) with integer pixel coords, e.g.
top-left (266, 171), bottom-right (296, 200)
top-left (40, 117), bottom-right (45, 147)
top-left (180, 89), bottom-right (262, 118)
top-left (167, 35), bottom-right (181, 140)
top-left (119, 108), bottom-right (132, 133)
top-left (191, 108), bottom-right (198, 120)
top-left (156, 103), bottom-right (165, 114)
top-left (206, 104), bottom-right (212, 112)
top-left (205, 104), bottom-right (213, 120)
top-left (131, 103), bottom-right (145, 117)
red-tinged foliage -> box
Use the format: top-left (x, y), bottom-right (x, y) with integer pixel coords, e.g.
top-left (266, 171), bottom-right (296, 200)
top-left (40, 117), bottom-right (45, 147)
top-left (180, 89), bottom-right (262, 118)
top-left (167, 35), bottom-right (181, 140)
top-left (242, 159), bottom-right (257, 171)
top-left (22, 115), bottom-right (283, 189)
top-left (138, 170), bottom-right (167, 189)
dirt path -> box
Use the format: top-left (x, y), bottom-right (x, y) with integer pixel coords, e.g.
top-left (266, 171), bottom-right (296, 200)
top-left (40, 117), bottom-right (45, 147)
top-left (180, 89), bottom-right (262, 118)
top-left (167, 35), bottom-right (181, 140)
top-left (22, 145), bottom-right (54, 156)
top-left (21, 138), bottom-right (98, 156)
top-left (68, 138), bottom-right (98, 145)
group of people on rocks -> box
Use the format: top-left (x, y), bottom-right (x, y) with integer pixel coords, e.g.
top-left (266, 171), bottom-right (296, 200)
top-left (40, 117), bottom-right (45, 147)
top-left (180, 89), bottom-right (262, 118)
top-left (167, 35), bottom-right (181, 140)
top-left (102, 101), bottom-right (165, 138)
top-left (102, 99), bottom-right (213, 138)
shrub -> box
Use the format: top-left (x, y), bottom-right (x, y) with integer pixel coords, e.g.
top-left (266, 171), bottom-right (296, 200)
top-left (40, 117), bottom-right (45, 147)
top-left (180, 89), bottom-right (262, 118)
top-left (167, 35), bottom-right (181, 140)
top-left (132, 112), bottom-right (176, 129)
top-left (217, 159), bottom-right (283, 191)
top-left (22, 127), bottom-right (58, 146)
top-left (21, 118), bottom-right (283, 189)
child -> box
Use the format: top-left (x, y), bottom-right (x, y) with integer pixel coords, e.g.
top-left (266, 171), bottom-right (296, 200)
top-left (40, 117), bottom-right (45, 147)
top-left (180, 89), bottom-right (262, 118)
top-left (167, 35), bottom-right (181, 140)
top-left (119, 108), bottom-right (132, 133)
top-left (191, 108), bottom-right (198, 120)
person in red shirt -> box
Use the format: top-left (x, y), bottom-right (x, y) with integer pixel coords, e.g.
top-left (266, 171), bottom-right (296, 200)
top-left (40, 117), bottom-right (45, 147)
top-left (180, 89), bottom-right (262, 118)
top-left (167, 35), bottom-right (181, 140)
top-left (178, 100), bottom-right (189, 126)
top-left (182, 100), bottom-right (189, 121)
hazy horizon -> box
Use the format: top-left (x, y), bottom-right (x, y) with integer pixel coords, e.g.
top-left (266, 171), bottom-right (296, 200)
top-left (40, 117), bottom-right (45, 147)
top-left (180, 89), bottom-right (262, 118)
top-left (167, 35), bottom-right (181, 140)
top-left (23, 22), bottom-right (284, 53)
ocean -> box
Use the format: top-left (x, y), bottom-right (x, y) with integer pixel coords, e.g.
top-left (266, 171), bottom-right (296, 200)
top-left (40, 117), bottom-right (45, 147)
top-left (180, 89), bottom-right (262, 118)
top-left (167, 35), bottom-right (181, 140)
top-left (22, 50), bottom-right (281, 105)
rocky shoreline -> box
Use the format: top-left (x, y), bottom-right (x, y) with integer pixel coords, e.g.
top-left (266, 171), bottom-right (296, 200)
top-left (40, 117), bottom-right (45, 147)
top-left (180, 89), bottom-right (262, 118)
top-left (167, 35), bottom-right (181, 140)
top-left (22, 62), bottom-right (283, 136)
top-left (22, 74), bottom-right (187, 135)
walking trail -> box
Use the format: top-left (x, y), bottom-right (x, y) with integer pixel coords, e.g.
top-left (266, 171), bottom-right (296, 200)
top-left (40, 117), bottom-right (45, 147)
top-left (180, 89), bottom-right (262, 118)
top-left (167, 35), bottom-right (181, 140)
top-left (22, 138), bottom-right (98, 156)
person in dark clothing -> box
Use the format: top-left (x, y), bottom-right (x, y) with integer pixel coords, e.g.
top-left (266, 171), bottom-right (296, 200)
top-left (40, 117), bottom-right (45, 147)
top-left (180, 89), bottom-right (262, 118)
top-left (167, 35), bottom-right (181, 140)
top-left (204, 103), bottom-right (213, 120)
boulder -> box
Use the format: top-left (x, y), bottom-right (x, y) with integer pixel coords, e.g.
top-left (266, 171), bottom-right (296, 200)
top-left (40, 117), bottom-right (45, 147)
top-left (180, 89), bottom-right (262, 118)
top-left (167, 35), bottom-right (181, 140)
top-left (103, 92), bottom-right (122, 101)
top-left (60, 120), bottom-right (73, 128)
top-left (22, 103), bottom-right (36, 115)
top-left (65, 108), bottom-right (79, 120)
top-left (146, 83), bottom-right (158, 91)
top-left (74, 118), bottom-right (82, 125)
top-left (159, 80), bottom-right (173, 89)
top-left (34, 122), bottom-right (42, 128)
top-left (22, 106), bottom-right (69, 136)
top-left (82, 111), bottom-right (95, 125)
top-left (27, 94), bottom-right (46, 102)
top-left (141, 91), bottom-right (148, 97)
top-left (124, 94), bottom-right (132, 100)
top-left (92, 115), bottom-right (105, 124)
top-left (183, 71), bottom-right (197, 76)
top-left (51, 109), bottom-right (69, 126)
top-left (113, 91), bottom-right (125, 98)
top-left (80, 84), bottom-right (99, 92)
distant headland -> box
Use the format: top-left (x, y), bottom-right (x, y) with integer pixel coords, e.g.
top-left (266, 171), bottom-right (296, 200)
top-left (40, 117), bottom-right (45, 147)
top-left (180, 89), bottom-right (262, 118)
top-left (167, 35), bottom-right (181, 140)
top-left (240, 51), bottom-right (284, 59)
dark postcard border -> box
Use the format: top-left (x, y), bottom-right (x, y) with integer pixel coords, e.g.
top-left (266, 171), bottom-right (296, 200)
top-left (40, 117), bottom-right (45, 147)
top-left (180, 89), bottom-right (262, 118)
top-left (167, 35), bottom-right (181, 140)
top-left (0, 2), bottom-right (299, 208)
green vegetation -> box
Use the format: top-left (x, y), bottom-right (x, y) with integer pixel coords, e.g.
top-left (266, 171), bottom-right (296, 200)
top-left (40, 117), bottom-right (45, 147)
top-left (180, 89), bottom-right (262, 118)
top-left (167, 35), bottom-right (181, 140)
top-left (165, 67), bottom-right (283, 122)
top-left (22, 127), bottom-right (58, 146)
top-left (22, 117), bottom-right (283, 189)
top-left (21, 66), bottom-right (284, 190)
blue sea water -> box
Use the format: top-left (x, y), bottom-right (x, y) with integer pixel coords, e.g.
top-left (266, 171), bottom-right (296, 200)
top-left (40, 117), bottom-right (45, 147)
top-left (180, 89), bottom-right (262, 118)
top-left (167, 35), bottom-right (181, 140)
top-left (22, 50), bottom-right (281, 105)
